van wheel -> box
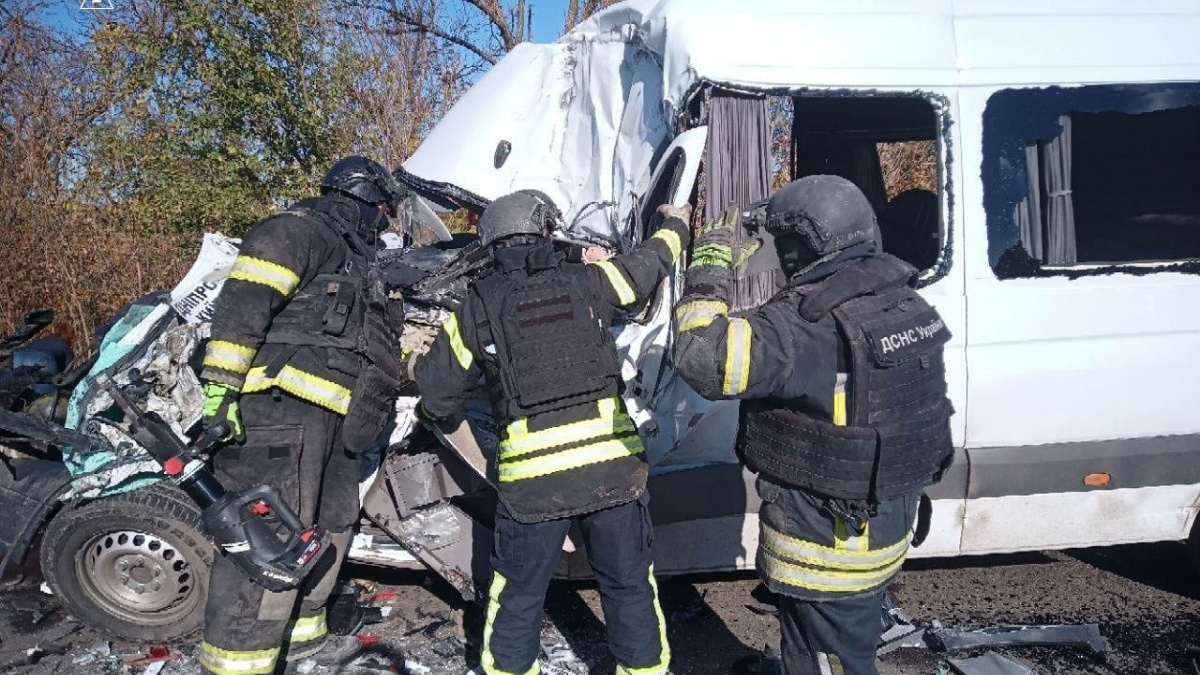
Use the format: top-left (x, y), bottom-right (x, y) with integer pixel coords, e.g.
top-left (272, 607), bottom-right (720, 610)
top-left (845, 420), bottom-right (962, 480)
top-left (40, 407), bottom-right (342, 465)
top-left (40, 484), bottom-right (213, 642)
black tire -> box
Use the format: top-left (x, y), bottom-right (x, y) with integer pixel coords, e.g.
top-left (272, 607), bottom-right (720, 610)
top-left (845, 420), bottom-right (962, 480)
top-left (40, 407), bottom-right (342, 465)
top-left (40, 484), bottom-right (213, 642)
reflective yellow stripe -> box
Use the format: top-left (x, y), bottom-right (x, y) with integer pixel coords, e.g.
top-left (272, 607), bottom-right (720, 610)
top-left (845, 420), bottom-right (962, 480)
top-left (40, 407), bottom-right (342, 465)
top-left (499, 397), bottom-right (633, 459)
top-left (203, 340), bottom-right (257, 375)
top-left (228, 255), bottom-right (301, 296)
top-left (243, 365), bottom-right (352, 415)
top-left (482, 573), bottom-right (541, 675)
top-left (722, 318), bottom-right (752, 396)
top-left (833, 373), bottom-right (847, 426)
top-left (675, 299), bottom-right (728, 333)
top-left (286, 611), bottom-right (328, 643)
top-left (197, 642), bottom-right (279, 675)
top-left (758, 544), bottom-right (906, 593)
top-left (616, 565), bottom-right (671, 675)
top-left (444, 313), bottom-right (474, 370)
top-left (761, 523), bottom-right (909, 571)
top-left (651, 228), bottom-right (683, 262)
top-left (497, 436), bottom-right (643, 483)
top-left (592, 260), bottom-right (637, 306)
top-left (834, 517), bottom-right (867, 554)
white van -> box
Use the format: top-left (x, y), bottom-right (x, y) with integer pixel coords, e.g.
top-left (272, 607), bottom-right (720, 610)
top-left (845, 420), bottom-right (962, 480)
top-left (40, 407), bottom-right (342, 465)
top-left (396, 0), bottom-right (1200, 574)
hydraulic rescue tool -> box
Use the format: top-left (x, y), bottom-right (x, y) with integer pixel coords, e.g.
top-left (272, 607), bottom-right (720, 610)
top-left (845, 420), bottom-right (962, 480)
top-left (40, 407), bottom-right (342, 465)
top-left (99, 375), bottom-right (332, 591)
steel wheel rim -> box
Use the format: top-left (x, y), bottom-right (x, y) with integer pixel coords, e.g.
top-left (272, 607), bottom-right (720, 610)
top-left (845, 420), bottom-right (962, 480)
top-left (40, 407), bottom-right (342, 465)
top-left (76, 528), bottom-right (200, 625)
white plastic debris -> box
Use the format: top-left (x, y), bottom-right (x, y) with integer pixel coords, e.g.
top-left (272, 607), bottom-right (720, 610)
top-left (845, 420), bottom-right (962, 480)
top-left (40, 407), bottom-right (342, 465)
top-left (39, 581), bottom-right (53, 595)
top-left (144, 661), bottom-right (167, 675)
top-left (404, 660), bottom-right (432, 675)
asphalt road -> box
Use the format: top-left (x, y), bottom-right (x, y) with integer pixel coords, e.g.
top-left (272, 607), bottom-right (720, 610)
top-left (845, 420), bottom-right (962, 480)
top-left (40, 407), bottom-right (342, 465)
top-left (2, 541), bottom-right (1198, 674)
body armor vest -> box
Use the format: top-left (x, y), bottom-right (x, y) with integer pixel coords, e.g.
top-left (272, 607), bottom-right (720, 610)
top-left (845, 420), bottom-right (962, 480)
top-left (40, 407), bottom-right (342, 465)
top-left (471, 254), bottom-right (621, 427)
top-left (261, 203), bottom-right (404, 453)
top-left (741, 257), bottom-right (954, 502)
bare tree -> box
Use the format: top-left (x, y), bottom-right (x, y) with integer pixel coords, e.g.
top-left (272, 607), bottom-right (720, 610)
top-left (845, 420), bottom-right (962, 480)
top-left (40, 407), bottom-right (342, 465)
top-left (344, 0), bottom-right (616, 72)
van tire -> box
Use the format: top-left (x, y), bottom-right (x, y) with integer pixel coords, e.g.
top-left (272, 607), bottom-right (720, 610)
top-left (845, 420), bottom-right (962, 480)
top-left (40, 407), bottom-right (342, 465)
top-left (40, 484), bottom-right (213, 642)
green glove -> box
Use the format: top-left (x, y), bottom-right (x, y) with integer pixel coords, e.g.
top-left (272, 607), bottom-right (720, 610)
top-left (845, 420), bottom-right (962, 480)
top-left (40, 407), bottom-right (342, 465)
top-left (691, 205), bottom-right (762, 272)
top-left (202, 382), bottom-right (245, 444)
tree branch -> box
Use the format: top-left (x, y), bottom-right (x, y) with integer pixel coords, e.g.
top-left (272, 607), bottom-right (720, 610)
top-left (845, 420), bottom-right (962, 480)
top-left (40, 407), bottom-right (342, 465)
top-left (462, 0), bottom-right (515, 51)
top-left (369, 3), bottom-right (499, 65)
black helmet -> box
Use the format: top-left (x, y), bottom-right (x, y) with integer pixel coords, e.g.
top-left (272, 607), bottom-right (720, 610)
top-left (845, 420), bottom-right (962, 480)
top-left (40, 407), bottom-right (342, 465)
top-left (477, 190), bottom-right (562, 248)
top-left (321, 156), bottom-right (405, 211)
top-left (765, 175), bottom-right (878, 257)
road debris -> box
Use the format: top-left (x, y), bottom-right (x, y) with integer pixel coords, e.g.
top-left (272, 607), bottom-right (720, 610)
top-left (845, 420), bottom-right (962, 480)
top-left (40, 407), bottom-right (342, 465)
top-left (928, 622), bottom-right (1110, 657)
top-left (947, 651), bottom-right (1040, 675)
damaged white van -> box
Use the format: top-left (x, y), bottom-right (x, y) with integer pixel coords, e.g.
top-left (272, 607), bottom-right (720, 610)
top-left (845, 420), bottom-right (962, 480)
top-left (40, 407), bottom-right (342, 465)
top-left (394, 0), bottom-right (1200, 575)
top-left (3, 0), bottom-right (1200, 641)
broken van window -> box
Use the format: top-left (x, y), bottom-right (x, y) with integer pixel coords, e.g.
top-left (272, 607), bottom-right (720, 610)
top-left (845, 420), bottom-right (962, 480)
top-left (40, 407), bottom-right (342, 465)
top-left (791, 95), bottom-right (944, 275)
top-left (984, 83), bottom-right (1200, 278)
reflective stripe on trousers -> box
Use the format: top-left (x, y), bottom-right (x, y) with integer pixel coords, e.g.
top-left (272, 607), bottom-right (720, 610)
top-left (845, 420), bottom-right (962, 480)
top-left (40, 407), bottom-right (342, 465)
top-left (758, 522), bottom-right (909, 594)
top-left (286, 609), bottom-right (328, 645)
top-left (613, 564), bottom-right (671, 675)
top-left (198, 643), bottom-right (279, 675)
top-left (497, 396), bottom-right (644, 483)
top-left (482, 572), bottom-right (542, 675)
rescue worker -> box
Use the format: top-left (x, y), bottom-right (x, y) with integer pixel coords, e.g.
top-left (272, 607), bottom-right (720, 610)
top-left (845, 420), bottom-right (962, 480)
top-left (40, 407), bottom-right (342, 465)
top-left (672, 175), bottom-right (953, 675)
top-left (415, 190), bottom-right (691, 675)
top-left (197, 156), bottom-right (406, 675)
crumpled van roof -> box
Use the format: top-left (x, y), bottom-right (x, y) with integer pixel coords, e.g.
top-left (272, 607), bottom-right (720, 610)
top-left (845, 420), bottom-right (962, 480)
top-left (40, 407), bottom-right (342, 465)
top-left (400, 0), bottom-right (1200, 244)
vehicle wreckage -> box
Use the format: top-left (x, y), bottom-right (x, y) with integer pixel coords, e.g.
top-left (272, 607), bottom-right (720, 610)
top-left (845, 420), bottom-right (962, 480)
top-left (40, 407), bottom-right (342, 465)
top-left (3, 0), bottom-right (1200, 642)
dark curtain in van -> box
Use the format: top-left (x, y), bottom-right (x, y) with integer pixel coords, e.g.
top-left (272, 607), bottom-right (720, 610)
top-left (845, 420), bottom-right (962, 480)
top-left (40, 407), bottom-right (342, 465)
top-left (705, 90), bottom-right (781, 311)
top-left (704, 91), bottom-right (772, 221)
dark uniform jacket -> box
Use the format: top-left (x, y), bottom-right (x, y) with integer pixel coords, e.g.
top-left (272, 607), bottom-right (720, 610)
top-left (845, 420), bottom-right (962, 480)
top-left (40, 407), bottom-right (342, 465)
top-left (673, 244), bottom-right (950, 600)
top-left (200, 194), bottom-right (402, 451)
top-left (416, 220), bottom-right (689, 523)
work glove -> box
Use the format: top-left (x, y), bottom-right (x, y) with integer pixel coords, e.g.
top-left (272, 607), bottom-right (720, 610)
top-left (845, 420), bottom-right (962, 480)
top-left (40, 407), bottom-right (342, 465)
top-left (691, 204), bottom-right (762, 272)
top-left (656, 203), bottom-right (692, 225)
top-left (202, 382), bottom-right (245, 444)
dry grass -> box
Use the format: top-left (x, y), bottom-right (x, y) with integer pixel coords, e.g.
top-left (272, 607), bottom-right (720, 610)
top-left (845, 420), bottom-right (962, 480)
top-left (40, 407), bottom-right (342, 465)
top-left (0, 206), bottom-right (199, 352)
top-left (878, 140), bottom-right (938, 200)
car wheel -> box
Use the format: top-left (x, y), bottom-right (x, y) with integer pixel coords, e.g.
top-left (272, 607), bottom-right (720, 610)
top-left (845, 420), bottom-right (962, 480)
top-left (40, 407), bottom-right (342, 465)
top-left (40, 484), bottom-right (213, 642)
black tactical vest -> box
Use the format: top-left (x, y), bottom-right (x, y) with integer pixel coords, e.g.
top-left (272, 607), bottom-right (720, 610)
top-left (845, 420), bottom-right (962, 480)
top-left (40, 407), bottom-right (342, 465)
top-left (741, 257), bottom-right (954, 502)
top-left (261, 201), bottom-right (404, 452)
top-left (470, 249), bottom-right (621, 427)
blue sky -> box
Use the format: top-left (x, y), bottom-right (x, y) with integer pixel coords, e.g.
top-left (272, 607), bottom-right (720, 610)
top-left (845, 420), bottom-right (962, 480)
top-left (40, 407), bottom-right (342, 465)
top-left (45, 0), bottom-right (576, 44)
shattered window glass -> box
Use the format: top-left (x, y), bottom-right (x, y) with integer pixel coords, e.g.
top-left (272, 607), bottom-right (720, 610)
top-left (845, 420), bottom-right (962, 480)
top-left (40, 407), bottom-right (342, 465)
top-left (984, 84), bottom-right (1200, 278)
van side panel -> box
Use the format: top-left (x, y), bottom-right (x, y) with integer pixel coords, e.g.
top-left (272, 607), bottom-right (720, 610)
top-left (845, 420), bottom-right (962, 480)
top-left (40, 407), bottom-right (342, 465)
top-left (959, 84), bottom-right (1200, 551)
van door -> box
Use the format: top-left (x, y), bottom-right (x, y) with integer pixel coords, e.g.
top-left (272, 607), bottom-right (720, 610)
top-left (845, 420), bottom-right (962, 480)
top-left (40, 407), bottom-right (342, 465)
top-left (613, 126), bottom-right (723, 467)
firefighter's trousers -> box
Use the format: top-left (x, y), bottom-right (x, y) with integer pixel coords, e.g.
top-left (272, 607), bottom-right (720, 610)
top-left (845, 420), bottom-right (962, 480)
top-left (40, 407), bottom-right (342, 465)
top-left (482, 492), bottom-right (670, 675)
top-left (198, 392), bottom-right (362, 675)
top-left (756, 478), bottom-right (918, 675)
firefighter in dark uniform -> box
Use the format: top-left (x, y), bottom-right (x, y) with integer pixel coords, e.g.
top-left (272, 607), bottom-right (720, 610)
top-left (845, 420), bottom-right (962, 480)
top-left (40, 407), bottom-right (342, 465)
top-left (197, 157), bottom-right (406, 675)
top-left (415, 191), bottom-right (691, 675)
top-left (672, 175), bottom-right (953, 675)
